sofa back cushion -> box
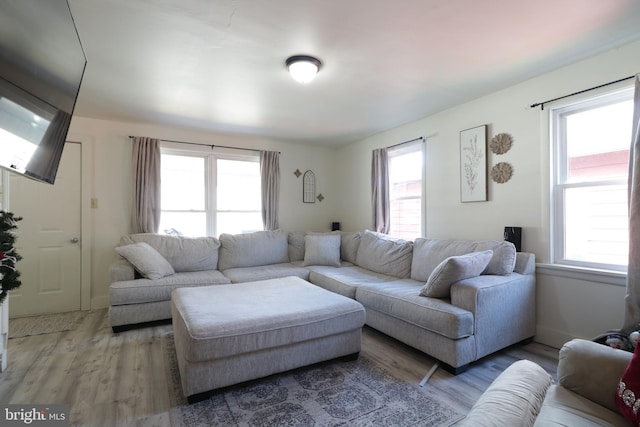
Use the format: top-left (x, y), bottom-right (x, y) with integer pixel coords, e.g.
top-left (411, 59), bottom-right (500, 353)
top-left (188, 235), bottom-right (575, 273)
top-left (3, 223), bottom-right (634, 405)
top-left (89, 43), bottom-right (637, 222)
top-left (340, 231), bottom-right (361, 264)
top-left (355, 230), bottom-right (413, 278)
top-left (120, 234), bottom-right (220, 272)
top-left (218, 230), bottom-right (289, 271)
top-left (411, 238), bottom-right (516, 282)
top-left (303, 233), bottom-right (341, 267)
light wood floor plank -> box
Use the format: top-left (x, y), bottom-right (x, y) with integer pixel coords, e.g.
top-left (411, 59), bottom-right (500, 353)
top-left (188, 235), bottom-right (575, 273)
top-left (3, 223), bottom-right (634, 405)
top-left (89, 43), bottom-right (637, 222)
top-left (0, 309), bottom-right (559, 425)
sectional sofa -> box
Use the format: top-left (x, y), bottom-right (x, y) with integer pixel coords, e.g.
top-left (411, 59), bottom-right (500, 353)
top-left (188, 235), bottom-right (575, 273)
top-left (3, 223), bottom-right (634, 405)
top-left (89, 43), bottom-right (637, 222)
top-left (109, 229), bottom-right (536, 373)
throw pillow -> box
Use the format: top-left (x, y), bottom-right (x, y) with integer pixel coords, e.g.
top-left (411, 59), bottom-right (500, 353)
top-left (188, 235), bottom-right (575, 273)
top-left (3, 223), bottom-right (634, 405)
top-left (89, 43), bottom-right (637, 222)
top-left (616, 343), bottom-right (640, 424)
top-left (420, 250), bottom-right (493, 298)
top-left (303, 233), bottom-right (341, 267)
top-left (115, 242), bottom-right (175, 280)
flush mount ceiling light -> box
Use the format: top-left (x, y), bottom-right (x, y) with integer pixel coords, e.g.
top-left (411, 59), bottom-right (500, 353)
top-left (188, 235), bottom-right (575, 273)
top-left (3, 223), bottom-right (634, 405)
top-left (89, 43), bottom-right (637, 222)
top-left (285, 55), bottom-right (322, 84)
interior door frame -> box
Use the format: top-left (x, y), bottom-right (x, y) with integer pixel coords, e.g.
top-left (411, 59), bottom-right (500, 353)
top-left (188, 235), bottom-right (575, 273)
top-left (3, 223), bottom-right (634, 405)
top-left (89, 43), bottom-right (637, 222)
top-left (3, 138), bottom-right (93, 311)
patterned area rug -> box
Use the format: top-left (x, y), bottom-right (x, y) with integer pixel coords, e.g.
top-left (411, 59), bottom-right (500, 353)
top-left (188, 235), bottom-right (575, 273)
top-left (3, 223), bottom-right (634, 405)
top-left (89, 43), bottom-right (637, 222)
top-left (164, 333), bottom-right (464, 426)
top-left (9, 311), bottom-right (87, 338)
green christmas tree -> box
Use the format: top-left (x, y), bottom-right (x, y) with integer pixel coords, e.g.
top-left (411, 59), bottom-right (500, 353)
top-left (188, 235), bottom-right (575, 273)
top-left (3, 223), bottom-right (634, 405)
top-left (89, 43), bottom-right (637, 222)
top-left (0, 211), bottom-right (22, 304)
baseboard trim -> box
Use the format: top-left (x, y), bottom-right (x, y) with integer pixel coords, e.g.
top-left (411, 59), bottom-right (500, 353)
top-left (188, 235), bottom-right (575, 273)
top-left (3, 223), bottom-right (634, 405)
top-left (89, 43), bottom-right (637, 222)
top-left (91, 295), bottom-right (109, 310)
top-left (534, 325), bottom-right (575, 349)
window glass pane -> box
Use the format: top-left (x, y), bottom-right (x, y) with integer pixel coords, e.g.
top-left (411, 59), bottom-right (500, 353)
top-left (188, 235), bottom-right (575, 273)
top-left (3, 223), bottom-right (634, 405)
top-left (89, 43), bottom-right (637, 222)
top-left (566, 99), bottom-right (632, 182)
top-left (564, 185), bottom-right (628, 266)
top-left (217, 158), bottom-right (261, 211)
top-left (161, 155), bottom-right (205, 210)
top-left (217, 212), bottom-right (263, 235)
top-left (388, 146), bottom-right (422, 240)
top-left (158, 212), bottom-right (206, 237)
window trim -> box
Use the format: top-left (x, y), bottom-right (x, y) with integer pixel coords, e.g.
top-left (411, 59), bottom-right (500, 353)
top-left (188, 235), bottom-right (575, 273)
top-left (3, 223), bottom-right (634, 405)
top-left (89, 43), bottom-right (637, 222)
top-left (549, 86), bottom-right (633, 272)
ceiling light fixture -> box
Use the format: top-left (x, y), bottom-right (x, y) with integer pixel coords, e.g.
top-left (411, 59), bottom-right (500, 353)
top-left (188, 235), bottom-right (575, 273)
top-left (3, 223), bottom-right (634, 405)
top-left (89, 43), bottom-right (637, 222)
top-left (285, 55), bottom-right (322, 84)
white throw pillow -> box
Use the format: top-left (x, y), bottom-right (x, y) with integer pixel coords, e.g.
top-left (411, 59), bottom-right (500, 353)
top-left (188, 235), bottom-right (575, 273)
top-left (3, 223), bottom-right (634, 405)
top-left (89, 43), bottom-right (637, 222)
top-left (420, 250), bottom-right (493, 298)
top-left (303, 233), bottom-right (341, 267)
top-left (115, 242), bottom-right (175, 279)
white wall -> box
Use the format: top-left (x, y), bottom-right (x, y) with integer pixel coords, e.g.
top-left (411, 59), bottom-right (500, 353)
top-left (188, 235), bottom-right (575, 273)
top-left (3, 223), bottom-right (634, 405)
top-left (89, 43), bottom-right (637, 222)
top-left (67, 117), bottom-right (338, 309)
top-left (335, 39), bottom-right (640, 348)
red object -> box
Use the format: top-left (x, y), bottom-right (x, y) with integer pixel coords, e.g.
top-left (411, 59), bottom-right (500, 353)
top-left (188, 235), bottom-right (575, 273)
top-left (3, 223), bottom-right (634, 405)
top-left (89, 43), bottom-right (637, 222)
top-left (616, 344), bottom-right (640, 425)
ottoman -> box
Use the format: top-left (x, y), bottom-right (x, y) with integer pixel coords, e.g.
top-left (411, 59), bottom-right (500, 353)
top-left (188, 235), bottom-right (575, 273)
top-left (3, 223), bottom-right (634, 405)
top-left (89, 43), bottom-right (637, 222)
top-left (171, 276), bottom-right (366, 402)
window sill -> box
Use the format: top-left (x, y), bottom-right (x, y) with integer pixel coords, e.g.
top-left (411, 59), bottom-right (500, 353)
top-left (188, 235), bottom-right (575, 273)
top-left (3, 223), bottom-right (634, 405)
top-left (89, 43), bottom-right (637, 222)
top-left (536, 263), bottom-right (626, 287)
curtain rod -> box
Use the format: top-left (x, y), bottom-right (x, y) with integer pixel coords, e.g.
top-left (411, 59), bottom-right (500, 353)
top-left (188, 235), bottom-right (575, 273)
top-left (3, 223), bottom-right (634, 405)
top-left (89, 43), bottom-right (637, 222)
top-left (386, 136), bottom-right (425, 150)
top-left (530, 75), bottom-right (635, 110)
top-left (128, 136), bottom-right (279, 154)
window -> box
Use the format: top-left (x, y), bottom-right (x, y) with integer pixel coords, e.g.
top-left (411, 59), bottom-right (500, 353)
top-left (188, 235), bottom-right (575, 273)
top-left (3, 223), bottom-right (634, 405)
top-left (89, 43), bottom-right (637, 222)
top-left (388, 141), bottom-right (424, 240)
top-left (216, 158), bottom-right (262, 235)
top-left (159, 148), bottom-right (261, 237)
top-left (551, 87), bottom-right (633, 270)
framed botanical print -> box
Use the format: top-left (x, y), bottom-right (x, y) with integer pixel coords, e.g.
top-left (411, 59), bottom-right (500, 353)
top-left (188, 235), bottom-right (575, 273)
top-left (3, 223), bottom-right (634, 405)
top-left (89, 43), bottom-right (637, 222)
top-left (460, 125), bottom-right (487, 202)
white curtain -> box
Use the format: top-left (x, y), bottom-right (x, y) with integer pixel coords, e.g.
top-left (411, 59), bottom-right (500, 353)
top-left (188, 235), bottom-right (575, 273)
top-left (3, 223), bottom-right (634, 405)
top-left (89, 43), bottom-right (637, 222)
top-left (131, 137), bottom-right (161, 234)
top-left (260, 150), bottom-right (280, 231)
top-left (371, 148), bottom-right (390, 234)
top-left (625, 75), bottom-right (640, 328)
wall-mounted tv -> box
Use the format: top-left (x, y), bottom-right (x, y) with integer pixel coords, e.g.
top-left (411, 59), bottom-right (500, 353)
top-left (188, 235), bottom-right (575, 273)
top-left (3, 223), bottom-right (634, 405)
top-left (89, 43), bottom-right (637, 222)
top-left (0, 0), bottom-right (86, 185)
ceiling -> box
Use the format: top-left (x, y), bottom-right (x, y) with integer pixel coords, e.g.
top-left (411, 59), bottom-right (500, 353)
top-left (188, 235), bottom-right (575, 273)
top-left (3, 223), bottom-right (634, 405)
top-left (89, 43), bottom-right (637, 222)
top-left (68, 0), bottom-right (640, 146)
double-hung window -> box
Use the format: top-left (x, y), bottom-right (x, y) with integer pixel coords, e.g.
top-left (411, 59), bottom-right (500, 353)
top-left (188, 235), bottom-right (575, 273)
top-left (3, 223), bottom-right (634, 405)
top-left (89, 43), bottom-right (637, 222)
top-left (159, 148), bottom-right (261, 237)
top-left (388, 141), bottom-right (424, 240)
top-left (551, 87), bottom-right (633, 270)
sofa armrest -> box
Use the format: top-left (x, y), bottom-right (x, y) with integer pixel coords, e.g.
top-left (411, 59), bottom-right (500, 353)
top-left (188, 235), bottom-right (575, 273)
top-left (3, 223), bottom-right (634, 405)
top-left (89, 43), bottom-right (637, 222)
top-left (557, 338), bottom-right (631, 412)
top-left (109, 259), bottom-right (135, 282)
top-left (459, 359), bottom-right (553, 426)
top-left (514, 252), bottom-right (535, 275)
top-left (451, 272), bottom-right (536, 359)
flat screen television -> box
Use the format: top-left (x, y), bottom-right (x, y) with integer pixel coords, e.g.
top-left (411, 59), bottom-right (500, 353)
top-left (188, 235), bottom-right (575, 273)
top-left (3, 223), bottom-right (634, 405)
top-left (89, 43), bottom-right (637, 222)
top-left (0, 0), bottom-right (86, 184)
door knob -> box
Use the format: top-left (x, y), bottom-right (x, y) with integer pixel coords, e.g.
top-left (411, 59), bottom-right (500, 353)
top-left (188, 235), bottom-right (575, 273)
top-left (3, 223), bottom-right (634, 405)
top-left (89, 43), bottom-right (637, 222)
top-left (70, 237), bottom-right (80, 243)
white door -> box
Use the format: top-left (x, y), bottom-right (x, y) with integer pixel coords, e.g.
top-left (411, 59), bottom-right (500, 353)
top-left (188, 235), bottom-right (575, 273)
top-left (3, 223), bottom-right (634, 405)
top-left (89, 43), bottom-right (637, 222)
top-left (9, 142), bottom-right (82, 317)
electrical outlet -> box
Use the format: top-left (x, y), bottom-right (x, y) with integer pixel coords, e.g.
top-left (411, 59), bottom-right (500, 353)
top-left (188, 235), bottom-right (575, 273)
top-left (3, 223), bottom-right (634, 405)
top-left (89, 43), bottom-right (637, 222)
top-left (91, 198), bottom-right (98, 209)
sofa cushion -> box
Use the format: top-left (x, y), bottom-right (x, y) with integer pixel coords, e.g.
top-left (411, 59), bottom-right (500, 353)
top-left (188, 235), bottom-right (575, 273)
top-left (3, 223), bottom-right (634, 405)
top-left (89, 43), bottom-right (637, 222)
top-left (536, 385), bottom-right (631, 427)
top-left (616, 344), bottom-right (640, 424)
top-left (304, 233), bottom-right (341, 267)
top-left (287, 231), bottom-right (306, 262)
top-left (355, 230), bottom-right (413, 278)
top-left (420, 250), bottom-right (493, 298)
top-left (340, 231), bottom-right (361, 264)
top-left (110, 270), bottom-right (230, 305)
top-left (218, 230), bottom-right (289, 271)
top-left (120, 234), bottom-right (221, 272)
top-left (411, 238), bottom-right (516, 282)
top-left (356, 279), bottom-right (474, 339)
top-left (308, 265), bottom-right (398, 299)
top-left (558, 339), bottom-right (632, 413)
top-left (474, 241), bottom-right (517, 275)
top-left (115, 242), bottom-right (175, 279)
top-left (221, 263), bottom-right (310, 283)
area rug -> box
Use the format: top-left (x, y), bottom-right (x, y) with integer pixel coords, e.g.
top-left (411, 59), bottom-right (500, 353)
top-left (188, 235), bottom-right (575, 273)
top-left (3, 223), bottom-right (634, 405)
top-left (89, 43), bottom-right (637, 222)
top-left (9, 311), bottom-right (87, 338)
top-left (164, 333), bottom-right (465, 426)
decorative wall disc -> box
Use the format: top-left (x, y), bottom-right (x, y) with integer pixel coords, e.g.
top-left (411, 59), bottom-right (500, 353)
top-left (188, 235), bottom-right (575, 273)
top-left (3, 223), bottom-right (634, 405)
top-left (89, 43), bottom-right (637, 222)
top-left (491, 162), bottom-right (513, 183)
top-left (489, 133), bottom-right (513, 154)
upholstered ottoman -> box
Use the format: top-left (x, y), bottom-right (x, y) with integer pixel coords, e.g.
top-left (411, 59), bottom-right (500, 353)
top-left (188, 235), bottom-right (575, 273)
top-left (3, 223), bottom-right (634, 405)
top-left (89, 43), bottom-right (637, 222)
top-left (171, 276), bottom-right (366, 402)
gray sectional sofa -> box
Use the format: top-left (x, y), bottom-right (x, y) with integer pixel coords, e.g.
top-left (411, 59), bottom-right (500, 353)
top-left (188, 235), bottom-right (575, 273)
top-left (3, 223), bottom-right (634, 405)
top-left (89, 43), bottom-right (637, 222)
top-left (109, 229), bottom-right (536, 373)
